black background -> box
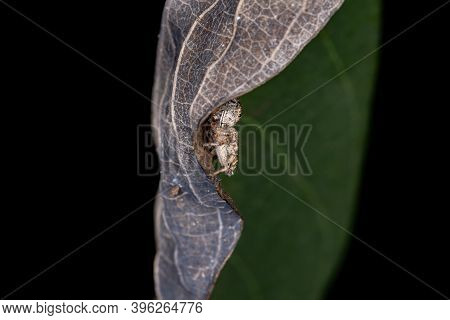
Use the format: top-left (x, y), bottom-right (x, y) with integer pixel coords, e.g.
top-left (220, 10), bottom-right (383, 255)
top-left (1, 0), bottom-right (449, 299)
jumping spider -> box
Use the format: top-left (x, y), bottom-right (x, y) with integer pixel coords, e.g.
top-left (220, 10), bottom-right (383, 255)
top-left (203, 99), bottom-right (241, 177)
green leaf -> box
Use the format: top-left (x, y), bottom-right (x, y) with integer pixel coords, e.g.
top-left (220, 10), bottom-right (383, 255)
top-left (212, 0), bottom-right (381, 299)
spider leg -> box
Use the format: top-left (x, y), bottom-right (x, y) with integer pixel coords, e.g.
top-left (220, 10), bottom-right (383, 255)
top-left (210, 166), bottom-right (228, 177)
top-left (203, 142), bottom-right (219, 147)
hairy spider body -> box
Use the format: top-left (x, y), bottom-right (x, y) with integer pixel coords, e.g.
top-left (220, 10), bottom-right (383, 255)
top-left (204, 99), bottom-right (241, 176)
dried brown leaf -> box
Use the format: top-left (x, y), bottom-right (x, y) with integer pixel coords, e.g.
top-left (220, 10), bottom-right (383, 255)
top-left (152, 0), bottom-right (343, 299)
